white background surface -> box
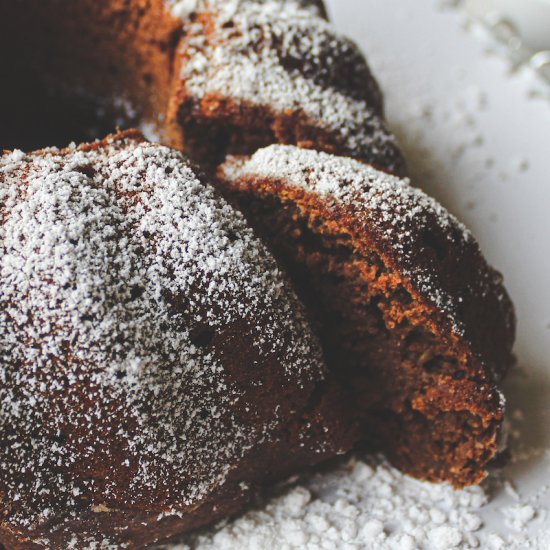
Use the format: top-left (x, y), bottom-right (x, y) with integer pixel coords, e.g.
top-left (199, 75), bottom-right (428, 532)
top-left (325, 0), bottom-right (550, 543)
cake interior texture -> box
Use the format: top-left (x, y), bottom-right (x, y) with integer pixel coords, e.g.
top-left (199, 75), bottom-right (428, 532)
top-left (218, 152), bottom-right (514, 488)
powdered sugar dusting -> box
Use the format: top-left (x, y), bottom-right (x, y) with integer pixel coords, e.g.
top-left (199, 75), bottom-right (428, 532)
top-left (168, 0), bottom-right (200, 19)
top-left (168, 0), bottom-right (325, 21)
top-left (0, 134), bottom-right (328, 538)
top-left (174, 0), bottom-right (403, 173)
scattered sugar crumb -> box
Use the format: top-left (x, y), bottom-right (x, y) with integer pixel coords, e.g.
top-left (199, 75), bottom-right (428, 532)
top-left (510, 157), bottom-right (530, 174)
top-left (165, 449), bottom-right (549, 549)
top-left (502, 504), bottom-right (536, 531)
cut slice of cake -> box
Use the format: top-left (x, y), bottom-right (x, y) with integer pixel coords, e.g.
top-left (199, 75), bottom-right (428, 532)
top-left (218, 144), bottom-right (516, 488)
top-left (168, 0), bottom-right (405, 174)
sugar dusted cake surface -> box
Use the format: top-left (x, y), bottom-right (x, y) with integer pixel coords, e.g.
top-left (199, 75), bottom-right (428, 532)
top-left (0, 132), bottom-right (355, 547)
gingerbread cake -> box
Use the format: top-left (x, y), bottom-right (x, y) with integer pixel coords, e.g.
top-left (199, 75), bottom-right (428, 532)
top-left (0, 132), bottom-right (359, 548)
top-left (0, 0), bottom-right (404, 175)
top-left (218, 145), bottom-right (515, 488)
top-left (0, 0), bottom-right (517, 546)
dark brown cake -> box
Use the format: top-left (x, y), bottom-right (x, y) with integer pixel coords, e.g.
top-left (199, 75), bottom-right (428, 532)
top-left (168, 0), bottom-right (405, 174)
top-left (0, 132), bottom-right (359, 548)
top-left (0, 0), bottom-right (405, 176)
top-left (218, 145), bottom-right (516, 488)
top-left (0, 0), bottom-right (516, 545)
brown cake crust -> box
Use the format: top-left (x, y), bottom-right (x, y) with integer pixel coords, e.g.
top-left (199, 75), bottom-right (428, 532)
top-left (218, 145), bottom-right (515, 488)
top-left (0, 132), bottom-right (358, 548)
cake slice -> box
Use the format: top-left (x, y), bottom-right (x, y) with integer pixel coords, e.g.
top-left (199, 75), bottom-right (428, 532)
top-left (218, 144), bottom-right (516, 488)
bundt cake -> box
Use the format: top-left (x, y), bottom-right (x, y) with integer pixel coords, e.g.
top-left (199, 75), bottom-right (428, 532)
top-left (0, 0), bottom-right (516, 545)
top-left (0, 0), bottom-right (404, 175)
top-left (218, 145), bottom-right (515, 488)
top-left (0, 131), bottom-right (359, 548)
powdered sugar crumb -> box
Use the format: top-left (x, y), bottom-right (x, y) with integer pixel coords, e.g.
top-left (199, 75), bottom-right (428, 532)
top-left (162, 368), bottom-right (550, 550)
top-left (168, 0), bottom-right (200, 19)
top-left (166, 455), bottom-right (486, 549)
top-left (503, 504), bottom-right (536, 531)
top-left (163, 451), bottom-right (546, 550)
